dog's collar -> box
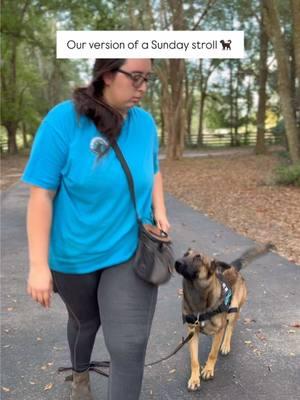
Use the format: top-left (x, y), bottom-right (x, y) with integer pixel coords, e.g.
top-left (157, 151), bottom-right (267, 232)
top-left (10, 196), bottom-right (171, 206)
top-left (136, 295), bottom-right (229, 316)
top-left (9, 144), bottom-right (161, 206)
top-left (183, 278), bottom-right (238, 326)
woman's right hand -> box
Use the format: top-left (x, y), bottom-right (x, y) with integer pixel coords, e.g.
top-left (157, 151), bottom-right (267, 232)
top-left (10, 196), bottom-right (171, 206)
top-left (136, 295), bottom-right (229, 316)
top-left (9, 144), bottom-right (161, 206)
top-left (27, 266), bottom-right (53, 308)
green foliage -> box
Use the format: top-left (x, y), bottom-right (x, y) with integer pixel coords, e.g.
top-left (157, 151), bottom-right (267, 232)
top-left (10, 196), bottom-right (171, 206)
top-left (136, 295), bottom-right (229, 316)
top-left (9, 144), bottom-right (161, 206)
top-left (205, 101), bottom-right (229, 130)
top-left (1, 0), bottom-right (299, 157)
top-left (1, 0), bottom-right (121, 152)
top-left (274, 164), bottom-right (300, 187)
top-left (271, 119), bottom-right (285, 136)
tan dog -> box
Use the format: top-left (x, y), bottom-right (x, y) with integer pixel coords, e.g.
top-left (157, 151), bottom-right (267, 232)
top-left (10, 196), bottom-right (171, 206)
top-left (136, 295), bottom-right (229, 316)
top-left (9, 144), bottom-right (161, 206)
top-left (175, 244), bottom-right (273, 391)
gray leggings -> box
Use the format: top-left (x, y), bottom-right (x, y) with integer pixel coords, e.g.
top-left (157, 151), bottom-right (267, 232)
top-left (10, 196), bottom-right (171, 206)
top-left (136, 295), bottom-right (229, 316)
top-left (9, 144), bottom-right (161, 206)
top-left (51, 257), bottom-right (158, 400)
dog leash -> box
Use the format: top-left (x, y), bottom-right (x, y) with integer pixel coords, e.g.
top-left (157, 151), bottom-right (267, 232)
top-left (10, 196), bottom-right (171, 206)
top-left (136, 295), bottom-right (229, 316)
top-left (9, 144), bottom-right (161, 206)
top-left (58, 331), bottom-right (195, 380)
top-left (145, 330), bottom-right (194, 367)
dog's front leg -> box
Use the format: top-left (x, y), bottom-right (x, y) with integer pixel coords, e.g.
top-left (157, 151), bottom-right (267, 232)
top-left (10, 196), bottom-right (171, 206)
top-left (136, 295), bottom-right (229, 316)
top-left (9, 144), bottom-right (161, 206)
top-left (187, 326), bottom-right (201, 391)
top-left (201, 326), bottom-right (226, 380)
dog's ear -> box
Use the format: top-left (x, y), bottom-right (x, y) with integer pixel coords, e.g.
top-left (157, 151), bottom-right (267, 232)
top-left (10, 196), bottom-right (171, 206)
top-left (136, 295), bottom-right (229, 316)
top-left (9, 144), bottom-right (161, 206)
top-left (210, 260), bottom-right (218, 272)
top-left (214, 260), bottom-right (232, 271)
top-left (183, 248), bottom-right (192, 257)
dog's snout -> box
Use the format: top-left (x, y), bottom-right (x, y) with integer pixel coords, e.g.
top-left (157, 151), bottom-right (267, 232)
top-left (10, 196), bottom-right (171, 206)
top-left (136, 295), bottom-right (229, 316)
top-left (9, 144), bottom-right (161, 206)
top-left (175, 259), bottom-right (185, 272)
top-left (175, 258), bottom-right (198, 281)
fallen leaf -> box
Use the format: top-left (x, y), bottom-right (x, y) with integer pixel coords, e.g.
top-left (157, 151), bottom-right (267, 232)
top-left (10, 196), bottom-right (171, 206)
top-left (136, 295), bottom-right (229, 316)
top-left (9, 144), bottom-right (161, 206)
top-left (243, 318), bottom-right (256, 325)
top-left (44, 383), bottom-right (53, 391)
top-left (290, 322), bottom-right (300, 328)
top-left (2, 387), bottom-right (10, 392)
top-left (255, 332), bottom-right (267, 341)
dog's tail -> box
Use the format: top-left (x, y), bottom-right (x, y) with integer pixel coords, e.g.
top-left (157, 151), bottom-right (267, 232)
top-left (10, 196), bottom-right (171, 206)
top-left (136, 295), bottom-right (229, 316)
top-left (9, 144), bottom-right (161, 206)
top-left (231, 243), bottom-right (275, 271)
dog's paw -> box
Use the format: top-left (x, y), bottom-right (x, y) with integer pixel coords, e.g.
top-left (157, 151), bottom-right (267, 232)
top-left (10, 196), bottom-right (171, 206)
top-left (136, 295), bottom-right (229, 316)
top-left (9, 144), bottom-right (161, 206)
top-left (201, 364), bottom-right (215, 380)
top-left (220, 342), bottom-right (231, 355)
top-left (187, 375), bottom-right (201, 391)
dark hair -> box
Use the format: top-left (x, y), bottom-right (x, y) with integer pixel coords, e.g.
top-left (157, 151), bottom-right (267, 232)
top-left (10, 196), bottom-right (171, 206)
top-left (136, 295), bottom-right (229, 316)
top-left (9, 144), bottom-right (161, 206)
top-left (73, 59), bottom-right (127, 147)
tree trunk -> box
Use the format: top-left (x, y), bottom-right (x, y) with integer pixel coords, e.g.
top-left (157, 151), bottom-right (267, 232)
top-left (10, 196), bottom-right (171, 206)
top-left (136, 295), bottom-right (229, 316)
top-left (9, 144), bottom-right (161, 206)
top-left (263, 0), bottom-right (300, 163)
top-left (185, 64), bottom-right (196, 147)
top-left (234, 61), bottom-right (241, 146)
top-left (245, 83), bottom-right (252, 144)
top-left (291, 0), bottom-right (300, 130)
top-left (185, 63), bottom-right (191, 146)
top-left (155, 59), bottom-right (172, 151)
top-left (5, 37), bottom-right (19, 154)
top-left (22, 123), bottom-right (29, 148)
top-left (197, 60), bottom-right (204, 147)
top-left (160, 103), bottom-right (165, 147)
top-left (6, 122), bottom-right (18, 154)
top-left (165, 0), bottom-right (185, 160)
top-left (256, 6), bottom-right (269, 155)
top-left (167, 58), bottom-right (185, 159)
top-left (198, 93), bottom-right (206, 147)
top-left (229, 61), bottom-right (234, 145)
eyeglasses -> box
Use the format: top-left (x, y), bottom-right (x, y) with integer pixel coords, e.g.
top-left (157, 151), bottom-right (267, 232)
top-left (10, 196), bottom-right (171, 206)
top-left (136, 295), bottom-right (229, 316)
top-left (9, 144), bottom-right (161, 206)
top-left (117, 69), bottom-right (156, 88)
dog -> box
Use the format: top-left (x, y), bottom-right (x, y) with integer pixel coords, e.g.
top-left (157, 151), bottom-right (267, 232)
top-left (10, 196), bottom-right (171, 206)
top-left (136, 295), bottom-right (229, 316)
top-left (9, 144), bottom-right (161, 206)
top-left (220, 39), bottom-right (232, 50)
top-left (175, 243), bottom-right (273, 391)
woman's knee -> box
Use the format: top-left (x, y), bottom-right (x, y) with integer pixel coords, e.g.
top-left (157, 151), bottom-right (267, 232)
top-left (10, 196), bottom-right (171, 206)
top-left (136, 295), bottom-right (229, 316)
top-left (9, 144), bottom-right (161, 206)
top-left (106, 330), bottom-right (149, 364)
top-left (68, 313), bottom-right (101, 334)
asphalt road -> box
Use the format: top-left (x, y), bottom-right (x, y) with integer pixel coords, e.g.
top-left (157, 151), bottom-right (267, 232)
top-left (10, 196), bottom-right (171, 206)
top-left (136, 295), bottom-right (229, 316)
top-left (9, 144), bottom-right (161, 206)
top-left (1, 183), bottom-right (300, 400)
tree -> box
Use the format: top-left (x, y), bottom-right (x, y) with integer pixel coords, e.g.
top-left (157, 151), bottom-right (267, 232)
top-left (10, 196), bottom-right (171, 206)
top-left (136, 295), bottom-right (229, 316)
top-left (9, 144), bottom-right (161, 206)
top-left (262, 0), bottom-right (300, 164)
top-left (256, 2), bottom-right (269, 154)
top-left (1, 0), bottom-right (120, 153)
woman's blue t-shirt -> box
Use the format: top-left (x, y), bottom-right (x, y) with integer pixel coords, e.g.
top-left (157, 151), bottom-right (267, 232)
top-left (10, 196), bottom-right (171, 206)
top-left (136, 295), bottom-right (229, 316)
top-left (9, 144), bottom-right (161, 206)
top-left (21, 100), bottom-right (160, 274)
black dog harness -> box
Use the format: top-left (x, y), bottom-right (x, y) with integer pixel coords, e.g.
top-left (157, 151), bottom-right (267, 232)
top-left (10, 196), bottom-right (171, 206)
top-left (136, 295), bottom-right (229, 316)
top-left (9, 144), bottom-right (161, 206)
top-left (183, 276), bottom-right (238, 326)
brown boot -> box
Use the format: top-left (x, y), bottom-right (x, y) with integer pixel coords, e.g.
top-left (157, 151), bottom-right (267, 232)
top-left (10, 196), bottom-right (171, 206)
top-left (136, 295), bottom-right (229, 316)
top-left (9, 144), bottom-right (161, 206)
top-left (70, 370), bottom-right (94, 400)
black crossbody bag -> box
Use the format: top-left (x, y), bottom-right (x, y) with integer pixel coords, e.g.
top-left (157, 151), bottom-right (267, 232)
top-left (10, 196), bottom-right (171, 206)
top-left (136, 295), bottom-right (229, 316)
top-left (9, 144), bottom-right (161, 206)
top-left (111, 140), bottom-right (175, 285)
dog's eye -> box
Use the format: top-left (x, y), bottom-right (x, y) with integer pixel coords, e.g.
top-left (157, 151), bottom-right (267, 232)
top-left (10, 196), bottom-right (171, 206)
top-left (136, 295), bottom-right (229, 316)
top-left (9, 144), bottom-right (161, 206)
top-left (193, 254), bottom-right (201, 262)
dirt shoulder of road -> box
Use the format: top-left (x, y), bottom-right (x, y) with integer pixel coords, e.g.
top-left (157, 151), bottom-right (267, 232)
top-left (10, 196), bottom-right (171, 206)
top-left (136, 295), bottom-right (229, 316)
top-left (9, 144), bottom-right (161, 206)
top-left (1, 154), bottom-right (28, 191)
top-left (1, 149), bottom-right (299, 264)
top-left (161, 150), bottom-right (300, 265)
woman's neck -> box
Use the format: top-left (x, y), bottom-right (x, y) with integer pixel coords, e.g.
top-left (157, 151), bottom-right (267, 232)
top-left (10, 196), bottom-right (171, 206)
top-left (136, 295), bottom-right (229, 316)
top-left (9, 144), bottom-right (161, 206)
top-left (102, 92), bottom-right (128, 119)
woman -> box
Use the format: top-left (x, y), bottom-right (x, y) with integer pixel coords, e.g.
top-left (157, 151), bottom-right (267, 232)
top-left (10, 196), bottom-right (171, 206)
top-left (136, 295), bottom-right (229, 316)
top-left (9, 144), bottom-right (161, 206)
top-left (22, 58), bottom-right (170, 400)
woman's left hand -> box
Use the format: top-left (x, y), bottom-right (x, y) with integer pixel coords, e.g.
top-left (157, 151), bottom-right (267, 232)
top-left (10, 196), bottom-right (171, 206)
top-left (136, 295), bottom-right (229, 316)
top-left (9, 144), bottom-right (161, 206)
top-left (154, 211), bottom-right (171, 233)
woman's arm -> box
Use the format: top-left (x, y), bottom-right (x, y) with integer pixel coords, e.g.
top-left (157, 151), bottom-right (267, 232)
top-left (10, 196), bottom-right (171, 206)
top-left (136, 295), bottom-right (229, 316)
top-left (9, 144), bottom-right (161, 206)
top-left (152, 171), bottom-right (170, 232)
top-left (26, 186), bottom-right (55, 308)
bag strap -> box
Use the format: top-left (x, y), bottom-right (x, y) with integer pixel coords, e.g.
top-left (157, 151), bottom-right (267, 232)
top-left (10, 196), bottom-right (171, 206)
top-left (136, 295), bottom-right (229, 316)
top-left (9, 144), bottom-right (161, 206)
top-left (110, 140), bottom-right (141, 223)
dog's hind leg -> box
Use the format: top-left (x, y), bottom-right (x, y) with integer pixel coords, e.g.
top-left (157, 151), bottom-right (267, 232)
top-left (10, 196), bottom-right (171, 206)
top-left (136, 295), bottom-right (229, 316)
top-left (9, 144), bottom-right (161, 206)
top-left (187, 327), bottom-right (201, 391)
top-left (201, 326), bottom-right (226, 380)
top-left (220, 312), bottom-right (239, 355)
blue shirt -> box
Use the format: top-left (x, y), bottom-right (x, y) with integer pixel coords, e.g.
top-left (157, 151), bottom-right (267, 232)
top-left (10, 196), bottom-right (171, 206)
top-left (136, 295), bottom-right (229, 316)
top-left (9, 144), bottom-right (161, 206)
top-left (21, 100), bottom-right (160, 274)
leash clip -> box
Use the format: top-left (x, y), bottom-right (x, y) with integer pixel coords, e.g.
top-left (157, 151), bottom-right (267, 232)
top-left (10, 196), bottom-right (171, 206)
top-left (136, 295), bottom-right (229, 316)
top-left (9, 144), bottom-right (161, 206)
top-left (193, 312), bottom-right (201, 326)
top-left (194, 313), bottom-right (206, 327)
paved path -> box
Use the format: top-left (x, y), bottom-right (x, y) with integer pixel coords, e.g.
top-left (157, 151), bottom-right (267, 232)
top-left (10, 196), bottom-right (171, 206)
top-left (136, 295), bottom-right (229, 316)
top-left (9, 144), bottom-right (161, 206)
top-left (1, 183), bottom-right (300, 400)
top-left (158, 147), bottom-right (256, 160)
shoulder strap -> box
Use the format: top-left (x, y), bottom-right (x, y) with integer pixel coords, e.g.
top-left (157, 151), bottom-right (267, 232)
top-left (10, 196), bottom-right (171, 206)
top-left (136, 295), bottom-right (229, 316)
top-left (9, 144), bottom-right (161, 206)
top-left (110, 140), bottom-right (140, 222)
